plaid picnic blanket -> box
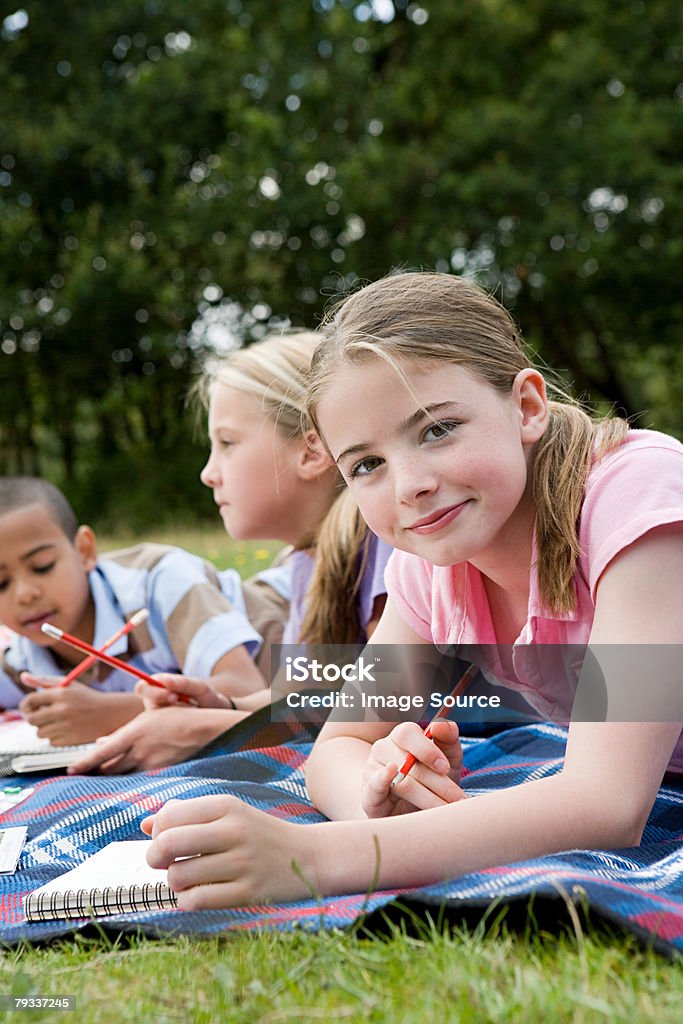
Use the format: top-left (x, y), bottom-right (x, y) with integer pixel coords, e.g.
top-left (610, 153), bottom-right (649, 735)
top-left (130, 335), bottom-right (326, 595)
top-left (0, 708), bottom-right (681, 955)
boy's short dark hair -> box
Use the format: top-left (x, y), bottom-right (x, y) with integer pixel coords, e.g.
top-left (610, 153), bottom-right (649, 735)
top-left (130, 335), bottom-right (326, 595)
top-left (0, 477), bottom-right (78, 540)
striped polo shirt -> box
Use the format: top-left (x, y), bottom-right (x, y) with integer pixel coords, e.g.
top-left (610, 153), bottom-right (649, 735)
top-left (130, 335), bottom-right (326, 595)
top-left (0, 542), bottom-right (290, 708)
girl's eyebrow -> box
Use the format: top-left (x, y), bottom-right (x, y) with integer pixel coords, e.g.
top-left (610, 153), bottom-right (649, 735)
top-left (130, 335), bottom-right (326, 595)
top-left (334, 401), bottom-right (460, 465)
top-left (209, 421), bottom-right (240, 436)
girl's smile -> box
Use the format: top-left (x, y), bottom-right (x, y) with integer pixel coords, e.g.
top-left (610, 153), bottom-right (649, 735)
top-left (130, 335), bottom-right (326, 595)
top-left (406, 500), bottom-right (472, 535)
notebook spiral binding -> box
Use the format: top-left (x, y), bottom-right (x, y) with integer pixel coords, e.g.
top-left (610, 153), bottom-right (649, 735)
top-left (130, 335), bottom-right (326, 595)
top-left (25, 882), bottom-right (178, 921)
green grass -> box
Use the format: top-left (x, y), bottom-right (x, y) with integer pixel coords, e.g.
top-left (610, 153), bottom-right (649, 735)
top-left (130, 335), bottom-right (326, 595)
top-left (0, 920), bottom-right (681, 1024)
top-left (1, 526), bottom-right (681, 1018)
top-left (96, 524), bottom-right (284, 578)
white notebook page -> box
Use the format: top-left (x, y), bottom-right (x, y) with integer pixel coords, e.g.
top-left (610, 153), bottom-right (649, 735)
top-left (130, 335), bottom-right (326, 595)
top-left (30, 841), bottom-right (168, 896)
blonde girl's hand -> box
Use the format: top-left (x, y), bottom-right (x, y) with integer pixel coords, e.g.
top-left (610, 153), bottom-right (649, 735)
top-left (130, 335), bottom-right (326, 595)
top-left (67, 706), bottom-right (236, 774)
top-left (141, 795), bottom-right (316, 909)
top-left (135, 674), bottom-right (235, 711)
top-left (361, 719), bottom-right (466, 818)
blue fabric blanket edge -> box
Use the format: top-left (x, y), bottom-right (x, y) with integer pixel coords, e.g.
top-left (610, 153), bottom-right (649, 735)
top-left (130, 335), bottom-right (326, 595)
top-left (0, 714), bottom-right (680, 955)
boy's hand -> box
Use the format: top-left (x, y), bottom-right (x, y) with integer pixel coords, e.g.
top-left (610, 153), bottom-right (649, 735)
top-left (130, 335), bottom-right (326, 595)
top-left (135, 674), bottom-right (235, 711)
top-left (19, 675), bottom-right (142, 745)
top-left (361, 719), bottom-right (466, 818)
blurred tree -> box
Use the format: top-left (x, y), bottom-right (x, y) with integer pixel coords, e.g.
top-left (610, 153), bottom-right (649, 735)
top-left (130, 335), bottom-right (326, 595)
top-left (1, 0), bottom-right (681, 524)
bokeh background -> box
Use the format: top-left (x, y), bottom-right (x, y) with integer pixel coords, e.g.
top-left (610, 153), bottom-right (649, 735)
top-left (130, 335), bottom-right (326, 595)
top-left (2, 0), bottom-right (682, 529)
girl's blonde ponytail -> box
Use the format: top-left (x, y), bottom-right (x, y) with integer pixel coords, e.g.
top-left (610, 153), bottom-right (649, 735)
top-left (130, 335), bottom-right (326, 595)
top-left (298, 489), bottom-right (371, 645)
top-left (533, 404), bottom-right (628, 614)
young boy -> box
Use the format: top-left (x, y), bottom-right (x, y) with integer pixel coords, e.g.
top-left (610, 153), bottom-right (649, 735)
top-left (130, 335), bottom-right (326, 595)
top-left (0, 477), bottom-right (289, 746)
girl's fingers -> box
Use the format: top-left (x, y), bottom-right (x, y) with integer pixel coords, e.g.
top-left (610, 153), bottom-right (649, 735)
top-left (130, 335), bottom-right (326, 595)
top-left (374, 722), bottom-right (462, 774)
top-left (140, 814), bottom-right (155, 835)
top-left (67, 733), bottom-right (132, 774)
top-left (391, 767), bottom-right (465, 809)
top-left (386, 722), bottom-right (452, 772)
top-left (145, 794), bottom-right (237, 839)
top-left (148, 821), bottom-right (238, 870)
top-left (362, 761), bottom-right (410, 818)
top-left (97, 753), bottom-right (136, 775)
top-left (428, 718), bottom-right (460, 745)
top-left (166, 849), bottom-right (245, 891)
top-left (137, 675), bottom-right (213, 708)
top-left (144, 804), bottom-right (312, 908)
top-left (428, 720), bottom-right (464, 777)
top-left (367, 719), bottom-right (466, 809)
top-left (135, 681), bottom-right (177, 705)
top-left (175, 882), bottom-right (249, 912)
top-left (363, 761), bottom-right (396, 804)
top-left (154, 675), bottom-right (210, 697)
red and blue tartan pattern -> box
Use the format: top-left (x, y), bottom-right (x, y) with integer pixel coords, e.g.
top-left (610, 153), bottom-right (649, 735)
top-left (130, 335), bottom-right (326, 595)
top-left (0, 713), bottom-right (681, 953)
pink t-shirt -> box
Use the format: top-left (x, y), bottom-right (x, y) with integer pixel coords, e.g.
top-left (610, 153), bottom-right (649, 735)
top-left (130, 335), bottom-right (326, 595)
top-left (385, 429), bottom-right (683, 770)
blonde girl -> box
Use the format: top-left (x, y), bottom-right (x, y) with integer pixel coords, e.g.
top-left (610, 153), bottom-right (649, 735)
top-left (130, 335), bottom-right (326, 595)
top-left (70, 331), bottom-right (390, 773)
top-left (141, 272), bottom-right (682, 908)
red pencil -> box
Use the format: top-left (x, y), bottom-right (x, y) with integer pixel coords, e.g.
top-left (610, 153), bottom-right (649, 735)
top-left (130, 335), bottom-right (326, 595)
top-left (41, 622), bottom-right (193, 704)
top-left (57, 608), bottom-right (150, 687)
top-left (391, 663), bottom-right (480, 787)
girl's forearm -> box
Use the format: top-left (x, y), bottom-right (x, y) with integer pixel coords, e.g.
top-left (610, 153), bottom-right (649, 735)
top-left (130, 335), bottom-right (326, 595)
top-left (210, 644), bottom-right (267, 697)
top-left (305, 736), bottom-right (373, 820)
top-left (231, 688), bottom-right (271, 712)
top-left (304, 771), bottom-right (643, 896)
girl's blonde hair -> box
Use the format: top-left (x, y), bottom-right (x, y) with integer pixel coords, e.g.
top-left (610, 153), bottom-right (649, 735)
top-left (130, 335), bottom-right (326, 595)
top-left (196, 331), bottom-right (317, 442)
top-left (307, 272), bottom-right (628, 616)
top-left (198, 331), bottom-right (375, 643)
top-left (298, 487), bottom-right (371, 645)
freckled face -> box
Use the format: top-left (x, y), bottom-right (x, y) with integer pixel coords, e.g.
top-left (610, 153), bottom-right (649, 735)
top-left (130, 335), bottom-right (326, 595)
top-left (200, 384), bottom-right (306, 544)
top-left (315, 360), bottom-right (539, 571)
top-left (0, 503), bottom-right (95, 645)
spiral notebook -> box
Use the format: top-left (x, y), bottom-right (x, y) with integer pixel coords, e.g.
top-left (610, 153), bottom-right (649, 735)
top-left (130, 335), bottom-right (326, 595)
top-left (0, 719), bottom-right (95, 776)
top-left (24, 841), bottom-right (178, 921)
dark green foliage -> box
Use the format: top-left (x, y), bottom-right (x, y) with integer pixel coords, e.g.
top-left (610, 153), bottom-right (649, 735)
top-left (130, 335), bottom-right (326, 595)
top-left (1, 0), bottom-right (682, 524)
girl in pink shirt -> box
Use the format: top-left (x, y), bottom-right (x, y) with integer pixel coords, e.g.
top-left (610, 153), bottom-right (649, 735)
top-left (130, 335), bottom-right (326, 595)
top-left (142, 272), bottom-right (683, 909)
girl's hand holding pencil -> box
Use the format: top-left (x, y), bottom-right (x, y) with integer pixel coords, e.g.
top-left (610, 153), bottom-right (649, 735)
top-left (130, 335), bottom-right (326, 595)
top-left (360, 663), bottom-right (477, 818)
top-left (361, 718), bottom-right (466, 818)
top-left (135, 674), bottom-right (235, 712)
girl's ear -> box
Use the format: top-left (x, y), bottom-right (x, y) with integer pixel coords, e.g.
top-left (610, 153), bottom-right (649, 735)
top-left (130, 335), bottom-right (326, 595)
top-left (297, 430), bottom-right (334, 480)
top-left (514, 369), bottom-right (549, 444)
top-left (74, 525), bottom-right (98, 572)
